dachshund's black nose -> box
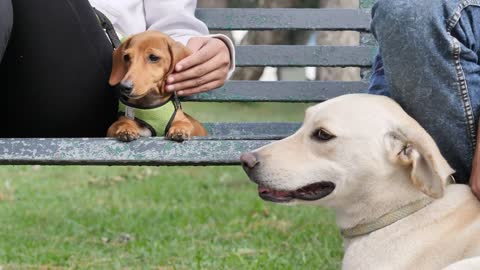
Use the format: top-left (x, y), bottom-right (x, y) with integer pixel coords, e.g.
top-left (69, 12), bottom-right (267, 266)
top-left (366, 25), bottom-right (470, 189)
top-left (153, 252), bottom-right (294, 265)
top-left (120, 80), bottom-right (134, 95)
top-left (240, 152), bottom-right (259, 170)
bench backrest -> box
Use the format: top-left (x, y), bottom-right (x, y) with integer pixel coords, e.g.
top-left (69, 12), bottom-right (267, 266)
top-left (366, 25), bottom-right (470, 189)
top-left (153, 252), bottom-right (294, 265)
top-left (0, 2), bottom-right (375, 165)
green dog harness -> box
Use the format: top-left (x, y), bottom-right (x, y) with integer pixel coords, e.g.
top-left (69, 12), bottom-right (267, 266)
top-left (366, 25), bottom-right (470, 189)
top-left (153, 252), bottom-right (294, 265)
top-left (119, 97), bottom-right (178, 136)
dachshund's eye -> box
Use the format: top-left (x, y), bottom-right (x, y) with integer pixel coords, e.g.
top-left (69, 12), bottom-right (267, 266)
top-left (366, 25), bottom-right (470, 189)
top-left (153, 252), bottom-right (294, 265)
top-left (312, 128), bottom-right (335, 141)
top-left (123, 54), bottom-right (130, 62)
top-left (148, 54), bottom-right (160, 63)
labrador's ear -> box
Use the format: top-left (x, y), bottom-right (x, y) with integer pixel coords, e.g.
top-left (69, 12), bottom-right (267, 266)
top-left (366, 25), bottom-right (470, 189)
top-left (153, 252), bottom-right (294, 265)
top-left (166, 39), bottom-right (191, 76)
top-left (384, 124), bottom-right (454, 198)
top-left (109, 37), bottom-right (132, 86)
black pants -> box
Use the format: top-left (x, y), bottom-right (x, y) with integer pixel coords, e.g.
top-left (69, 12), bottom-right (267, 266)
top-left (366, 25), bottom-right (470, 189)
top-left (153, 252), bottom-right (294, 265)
top-left (0, 0), bottom-right (117, 137)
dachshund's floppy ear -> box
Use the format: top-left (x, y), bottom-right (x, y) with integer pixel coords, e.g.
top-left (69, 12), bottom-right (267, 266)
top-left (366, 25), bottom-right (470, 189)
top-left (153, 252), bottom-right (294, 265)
top-left (109, 37), bottom-right (132, 86)
top-left (166, 39), bottom-right (191, 76)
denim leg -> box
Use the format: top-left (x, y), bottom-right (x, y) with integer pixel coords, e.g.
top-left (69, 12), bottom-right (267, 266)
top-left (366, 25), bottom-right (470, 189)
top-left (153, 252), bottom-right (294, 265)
top-left (371, 0), bottom-right (480, 183)
top-left (0, 0), bottom-right (13, 60)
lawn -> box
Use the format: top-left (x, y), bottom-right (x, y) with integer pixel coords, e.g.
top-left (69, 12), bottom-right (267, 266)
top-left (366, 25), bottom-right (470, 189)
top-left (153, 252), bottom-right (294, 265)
top-left (0, 103), bottom-right (343, 270)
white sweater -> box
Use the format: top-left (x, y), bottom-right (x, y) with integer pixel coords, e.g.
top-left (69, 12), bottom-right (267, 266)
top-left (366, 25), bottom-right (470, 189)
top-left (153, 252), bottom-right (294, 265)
top-left (89, 0), bottom-right (235, 75)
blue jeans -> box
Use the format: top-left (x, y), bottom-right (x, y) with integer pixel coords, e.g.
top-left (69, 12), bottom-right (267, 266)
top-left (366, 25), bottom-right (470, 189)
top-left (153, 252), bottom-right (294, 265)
top-left (369, 0), bottom-right (480, 183)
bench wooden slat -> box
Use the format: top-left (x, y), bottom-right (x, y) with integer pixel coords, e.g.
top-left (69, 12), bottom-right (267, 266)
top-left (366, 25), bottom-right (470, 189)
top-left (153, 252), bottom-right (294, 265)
top-left (204, 122), bottom-right (300, 139)
top-left (235, 46), bottom-right (375, 67)
top-left (183, 81), bottom-right (368, 102)
top-left (0, 123), bottom-right (302, 165)
top-left (196, 8), bottom-right (371, 31)
top-left (0, 138), bottom-right (274, 166)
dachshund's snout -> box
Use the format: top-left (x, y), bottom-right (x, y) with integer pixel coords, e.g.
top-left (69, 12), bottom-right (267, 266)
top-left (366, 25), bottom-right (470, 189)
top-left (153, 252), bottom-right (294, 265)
top-left (120, 80), bottom-right (134, 96)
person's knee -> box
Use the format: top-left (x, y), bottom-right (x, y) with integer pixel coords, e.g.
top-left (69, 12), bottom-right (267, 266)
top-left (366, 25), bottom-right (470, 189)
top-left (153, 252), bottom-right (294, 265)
top-left (371, 0), bottom-right (456, 41)
top-left (0, 0), bottom-right (13, 59)
top-left (372, 0), bottom-right (418, 33)
top-left (371, 0), bottom-right (443, 39)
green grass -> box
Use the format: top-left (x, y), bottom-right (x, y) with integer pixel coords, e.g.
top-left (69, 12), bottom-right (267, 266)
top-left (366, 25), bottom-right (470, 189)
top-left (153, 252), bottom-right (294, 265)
top-left (0, 103), bottom-right (343, 269)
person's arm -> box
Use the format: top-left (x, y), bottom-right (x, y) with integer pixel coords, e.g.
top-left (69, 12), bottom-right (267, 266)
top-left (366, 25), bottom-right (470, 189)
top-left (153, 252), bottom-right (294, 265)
top-left (144, 0), bottom-right (235, 96)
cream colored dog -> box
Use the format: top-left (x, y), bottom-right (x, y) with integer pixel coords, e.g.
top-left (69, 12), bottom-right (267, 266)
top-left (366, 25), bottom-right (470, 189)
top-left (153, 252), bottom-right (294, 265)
top-left (240, 94), bottom-right (480, 270)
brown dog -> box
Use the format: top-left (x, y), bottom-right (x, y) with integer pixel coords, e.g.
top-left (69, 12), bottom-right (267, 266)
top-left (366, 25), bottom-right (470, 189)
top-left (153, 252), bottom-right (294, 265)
top-left (107, 30), bottom-right (207, 142)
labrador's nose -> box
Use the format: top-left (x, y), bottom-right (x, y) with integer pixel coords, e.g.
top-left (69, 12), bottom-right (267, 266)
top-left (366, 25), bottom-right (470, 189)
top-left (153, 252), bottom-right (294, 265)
top-left (240, 152), bottom-right (259, 170)
top-left (120, 80), bottom-right (134, 95)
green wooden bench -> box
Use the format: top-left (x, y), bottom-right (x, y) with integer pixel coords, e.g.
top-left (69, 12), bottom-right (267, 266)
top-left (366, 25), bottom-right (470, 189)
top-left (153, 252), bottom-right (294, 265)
top-left (0, 2), bottom-right (375, 166)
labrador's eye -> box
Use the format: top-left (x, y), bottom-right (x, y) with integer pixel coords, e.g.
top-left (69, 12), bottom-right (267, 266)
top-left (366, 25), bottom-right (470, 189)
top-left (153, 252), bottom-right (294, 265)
top-left (123, 54), bottom-right (130, 62)
top-left (312, 128), bottom-right (335, 141)
top-left (148, 54), bottom-right (160, 63)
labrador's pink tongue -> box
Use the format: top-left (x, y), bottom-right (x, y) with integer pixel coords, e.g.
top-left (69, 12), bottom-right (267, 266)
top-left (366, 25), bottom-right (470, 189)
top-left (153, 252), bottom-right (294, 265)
top-left (273, 190), bottom-right (290, 197)
top-left (258, 187), bottom-right (290, 197)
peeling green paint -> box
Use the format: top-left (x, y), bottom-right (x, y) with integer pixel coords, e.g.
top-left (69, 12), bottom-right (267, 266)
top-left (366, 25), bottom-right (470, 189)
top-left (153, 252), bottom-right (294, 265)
top-left (0, 137), bottom-right (280, 165)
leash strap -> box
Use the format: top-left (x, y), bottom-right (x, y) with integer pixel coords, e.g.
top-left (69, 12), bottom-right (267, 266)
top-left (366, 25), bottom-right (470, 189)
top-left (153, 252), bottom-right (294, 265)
top-left (173, 91), bottom-right (183, 110)
top-left (93, 8), bottom-right (121, 49)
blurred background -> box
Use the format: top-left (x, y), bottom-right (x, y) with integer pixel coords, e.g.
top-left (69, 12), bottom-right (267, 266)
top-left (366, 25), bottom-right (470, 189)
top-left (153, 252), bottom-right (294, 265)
top-left (200, 0), bottom-right (360, 82)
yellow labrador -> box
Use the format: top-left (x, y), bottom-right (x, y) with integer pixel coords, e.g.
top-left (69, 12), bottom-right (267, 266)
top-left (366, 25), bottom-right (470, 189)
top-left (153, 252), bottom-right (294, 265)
top-left (241, 94), bottom-right (480, 270)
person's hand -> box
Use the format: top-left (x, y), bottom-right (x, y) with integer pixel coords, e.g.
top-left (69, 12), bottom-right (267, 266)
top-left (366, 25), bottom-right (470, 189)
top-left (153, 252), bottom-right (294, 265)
top-left (470, 172), bottom-right (480, 200)
top-left (470, 152), bottom-right (480, 200)
top-left (165, 36), bottom-right (231, 96)
top-left (471, 123), bottom-right (480, 200)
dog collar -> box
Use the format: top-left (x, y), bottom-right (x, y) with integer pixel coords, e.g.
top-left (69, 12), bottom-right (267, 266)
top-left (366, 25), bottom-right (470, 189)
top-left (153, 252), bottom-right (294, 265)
top-left (341, 197), bottom-right (434, 238)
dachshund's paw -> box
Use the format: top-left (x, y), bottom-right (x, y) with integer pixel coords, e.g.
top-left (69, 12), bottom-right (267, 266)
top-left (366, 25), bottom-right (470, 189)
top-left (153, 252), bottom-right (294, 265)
top-left (116, 128), bottom-right (140, 142)
top-left (167, 127), bottom-right (192, 142)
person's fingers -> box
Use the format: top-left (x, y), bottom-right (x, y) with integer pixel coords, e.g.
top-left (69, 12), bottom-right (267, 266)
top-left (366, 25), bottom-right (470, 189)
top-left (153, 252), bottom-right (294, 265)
top-left (469, 171), bottom-right (480, 200)
top-left (473, 186), bottom-right (480, 200)
top-left (176, 79), bottom-right (225, 96)
top-left (175, 38), bottom-right (216, 72)
top-left (164, 37), bottom-right (231, 95)
top-left (167, 53), bottom-right (229, 88)
top-left (471, 179), bottom-right (480, 200)
top-left (166, 67), bottom-right (227, 92)
top-left (187, 37), bottom-right (207, 52)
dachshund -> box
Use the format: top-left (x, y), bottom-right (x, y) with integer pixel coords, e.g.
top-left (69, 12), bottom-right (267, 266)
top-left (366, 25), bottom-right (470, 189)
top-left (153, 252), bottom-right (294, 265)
top-left (107, 30), bottom-right (207, 142)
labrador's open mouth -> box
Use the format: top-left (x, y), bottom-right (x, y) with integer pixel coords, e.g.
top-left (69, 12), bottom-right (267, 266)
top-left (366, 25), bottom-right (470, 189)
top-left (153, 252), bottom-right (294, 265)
top-left (258, 182), bottom-right (335, 203)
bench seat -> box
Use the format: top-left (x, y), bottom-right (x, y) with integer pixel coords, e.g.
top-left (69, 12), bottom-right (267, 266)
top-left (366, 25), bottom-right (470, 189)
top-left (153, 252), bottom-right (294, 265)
top-left (0, 6), bottom-right (375, 166)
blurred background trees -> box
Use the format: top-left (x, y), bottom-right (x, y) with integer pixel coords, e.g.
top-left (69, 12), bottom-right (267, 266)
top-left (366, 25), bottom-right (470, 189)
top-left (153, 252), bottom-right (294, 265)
top-left (198, 0), bottom-right (360, 81)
